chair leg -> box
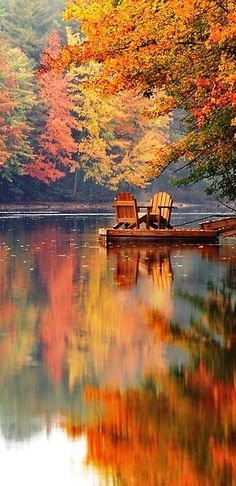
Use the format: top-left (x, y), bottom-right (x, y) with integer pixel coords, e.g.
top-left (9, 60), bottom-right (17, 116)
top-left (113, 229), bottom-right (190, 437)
top-left (160, 217), bottom-right (172, 229)
top-left (113, 222), bottom-right (123, 229)
top-left (150, 221), bottom-right (158, 229)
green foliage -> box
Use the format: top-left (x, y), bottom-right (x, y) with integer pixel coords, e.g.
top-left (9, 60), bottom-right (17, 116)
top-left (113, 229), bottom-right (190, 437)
top-left (0, 0), bottom-right (65, 64)
top-left (0, 1), bottom-right (77, 197)
top-left (0, 37), bottom-right (36, 180)
top-left (172, 107), bottom-right (236, 201)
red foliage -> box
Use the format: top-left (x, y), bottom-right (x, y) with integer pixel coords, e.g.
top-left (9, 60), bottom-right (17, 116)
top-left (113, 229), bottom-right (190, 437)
top-left (25, 30), bottom-right (77, 184)
top-left (0, 50), bottom-right (28, 167)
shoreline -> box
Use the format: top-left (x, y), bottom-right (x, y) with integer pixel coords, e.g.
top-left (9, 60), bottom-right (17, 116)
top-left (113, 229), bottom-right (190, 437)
top-left (0, 201), bottom-right (223, 213)
top-left (0, 202), bottom-right (113, 213)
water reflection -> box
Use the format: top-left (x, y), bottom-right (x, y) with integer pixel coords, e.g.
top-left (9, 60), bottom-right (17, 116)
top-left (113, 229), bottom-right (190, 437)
top-left (0, 217), bottom-right (235, 485)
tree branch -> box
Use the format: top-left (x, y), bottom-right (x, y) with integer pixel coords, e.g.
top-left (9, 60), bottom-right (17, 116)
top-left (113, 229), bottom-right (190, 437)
top-left (147, 159), bottom-right (173, 183)
top-left (216, 199), bottom-right (236, 212)
top-left (213, 0), bottom-right (230, 14)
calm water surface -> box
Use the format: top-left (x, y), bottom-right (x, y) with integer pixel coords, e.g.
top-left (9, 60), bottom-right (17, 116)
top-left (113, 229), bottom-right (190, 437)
top-left (0, 214), bottom-right (235, 486)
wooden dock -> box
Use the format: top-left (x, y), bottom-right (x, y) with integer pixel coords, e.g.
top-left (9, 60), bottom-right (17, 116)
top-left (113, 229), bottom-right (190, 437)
top-left (98, 227), bottom-right (219, 245)
top-left (99, 215), bottom-right (236, 245)
top-left (200, 216), bottom-right (236, 237)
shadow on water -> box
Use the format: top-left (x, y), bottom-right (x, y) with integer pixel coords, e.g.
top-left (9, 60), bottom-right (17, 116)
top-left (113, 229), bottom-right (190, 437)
top-left (0, 215), bottom-right (235, 485)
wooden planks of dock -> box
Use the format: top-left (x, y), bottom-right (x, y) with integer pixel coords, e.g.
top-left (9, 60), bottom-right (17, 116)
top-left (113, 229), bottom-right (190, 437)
top-left (201, 216), bottom-right (236, 237)
top-left (98, 227), bottom-right (219, 245)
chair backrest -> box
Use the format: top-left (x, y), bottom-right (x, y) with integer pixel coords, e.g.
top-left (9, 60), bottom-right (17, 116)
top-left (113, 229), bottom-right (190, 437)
top-left (151, 192), bottom-right (173, 225)
top-left (114, 192), bottom-right (139, 225)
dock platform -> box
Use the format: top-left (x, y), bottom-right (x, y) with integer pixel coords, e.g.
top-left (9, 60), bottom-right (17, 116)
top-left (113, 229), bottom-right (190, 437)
top-left (98, 227), bottom-right (219, 245)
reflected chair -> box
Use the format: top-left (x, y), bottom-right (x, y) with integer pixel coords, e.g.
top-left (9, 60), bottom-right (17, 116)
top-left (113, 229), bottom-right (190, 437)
top-left (113, 192), bottom-right (147, 229)
top-left (149, 192), bottom-right (173, 229)
top-left (116, 250), bottom-right (140, 288)
top-left (145, 249), bottom-right (173, 291)
top-left (151, 252), bottom-right (173, 291)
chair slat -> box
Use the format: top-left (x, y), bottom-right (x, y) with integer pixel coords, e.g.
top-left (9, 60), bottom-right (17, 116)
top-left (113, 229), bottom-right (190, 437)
top-left (150, 192), bottom-right (173, 228)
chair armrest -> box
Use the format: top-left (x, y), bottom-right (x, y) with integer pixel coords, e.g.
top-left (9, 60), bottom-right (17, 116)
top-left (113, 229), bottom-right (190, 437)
top-left (137, 203), bottom-right (152, 209)
top-left (157, 205), bottom-right (178, 209)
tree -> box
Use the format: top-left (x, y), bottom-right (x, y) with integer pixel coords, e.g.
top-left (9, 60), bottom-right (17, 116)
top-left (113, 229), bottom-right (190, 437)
top-left (25, 31), bottom-right (78, 184)
top-left (67, 29), bottom-right (170, 192)
top-left (0, 37), bottom-right (35, 181)
top-left (61, 0), bottom-right (236, 201)
top-left (0, 2), bottom-right (74, 197)
top-left (0, 0), bottom-right (66, 64)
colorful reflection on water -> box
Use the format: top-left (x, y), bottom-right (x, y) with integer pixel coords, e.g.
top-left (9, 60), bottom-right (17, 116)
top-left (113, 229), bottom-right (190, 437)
top-left (0, 216), bottom-right (235, 485)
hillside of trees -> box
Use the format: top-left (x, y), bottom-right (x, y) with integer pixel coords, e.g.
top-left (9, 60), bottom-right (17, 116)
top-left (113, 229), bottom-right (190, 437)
top-left (0, 0), bottom-right (235, 205)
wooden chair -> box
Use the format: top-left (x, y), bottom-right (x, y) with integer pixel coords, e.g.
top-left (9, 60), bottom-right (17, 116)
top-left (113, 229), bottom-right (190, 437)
top-left (149, 192), bottom-right (173, 229)
top-left (113, 192), bottom-right (147, 229)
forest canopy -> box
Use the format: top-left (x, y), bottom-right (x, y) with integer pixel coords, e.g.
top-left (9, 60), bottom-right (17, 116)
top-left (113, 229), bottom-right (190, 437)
top-left (60, 0), bottom-right (236, 201)
top-left (0, 0), bottom-right (235, 202)
top-left (0, 0), bottom-right (171, 201)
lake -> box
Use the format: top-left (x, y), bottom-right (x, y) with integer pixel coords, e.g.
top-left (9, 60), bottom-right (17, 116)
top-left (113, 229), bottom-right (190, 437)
top-left (0, 213), bottom-right (235, 485)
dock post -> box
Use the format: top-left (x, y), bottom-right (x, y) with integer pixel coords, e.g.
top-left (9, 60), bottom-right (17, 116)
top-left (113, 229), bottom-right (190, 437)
top-left (98, 228), bottom-right (108, 246)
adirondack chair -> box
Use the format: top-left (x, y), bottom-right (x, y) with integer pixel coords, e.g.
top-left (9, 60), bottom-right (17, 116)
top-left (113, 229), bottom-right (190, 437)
top-left (149, 192), bottom-right (173, 229)
top-left (113, 192), bottom-right (147, 229)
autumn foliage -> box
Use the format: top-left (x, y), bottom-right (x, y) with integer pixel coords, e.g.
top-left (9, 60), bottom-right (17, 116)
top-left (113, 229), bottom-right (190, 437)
top-left (62, 0), bottom-right (236, 199)
top-left (0, 0), bottom-right (235, 199)
top-left (25, 31), bottom-right (78, 184)
top-left (0, 38), bottom-right (34, 177)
